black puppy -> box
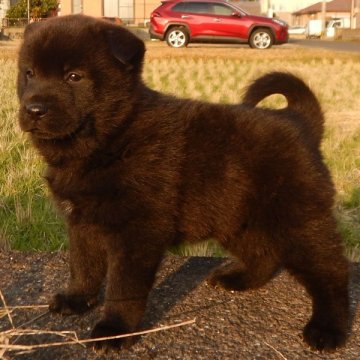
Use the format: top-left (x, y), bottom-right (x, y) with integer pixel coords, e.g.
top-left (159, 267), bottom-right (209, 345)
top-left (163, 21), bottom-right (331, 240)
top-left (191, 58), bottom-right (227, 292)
top-left (17, 15), bottom-right (350, 352)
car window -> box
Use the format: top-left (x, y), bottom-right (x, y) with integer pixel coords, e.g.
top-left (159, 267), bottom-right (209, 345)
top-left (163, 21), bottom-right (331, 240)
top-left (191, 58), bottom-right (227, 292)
top-left (183, 2), bottom-right (212, 14)
top-left (172, 3), bottom-right (186, 12)
top-left (171, 1), bottom-right (234, 16)
top-left (211, 4), bottom-right (234, 16)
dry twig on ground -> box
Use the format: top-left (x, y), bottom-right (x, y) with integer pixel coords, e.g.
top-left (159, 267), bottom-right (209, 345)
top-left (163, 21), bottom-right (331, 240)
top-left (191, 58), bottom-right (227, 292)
top-left (0, 289), bottom-right (195, 357)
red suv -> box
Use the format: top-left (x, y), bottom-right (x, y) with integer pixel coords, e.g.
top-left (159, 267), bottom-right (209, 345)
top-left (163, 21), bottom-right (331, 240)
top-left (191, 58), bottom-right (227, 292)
top-left (150, 0), bottom-right (288, 49)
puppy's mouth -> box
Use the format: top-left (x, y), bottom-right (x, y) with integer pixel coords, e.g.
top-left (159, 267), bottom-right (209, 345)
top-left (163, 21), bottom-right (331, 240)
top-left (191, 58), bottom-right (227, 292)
top-left (25, 114), bottom-right (94, 141)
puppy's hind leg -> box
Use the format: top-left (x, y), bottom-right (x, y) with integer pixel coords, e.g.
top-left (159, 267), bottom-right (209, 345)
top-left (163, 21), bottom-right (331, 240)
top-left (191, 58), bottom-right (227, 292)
top-left (208, 232), bottom-right (280, 291)
top-left (284, 217), bottom-right (350, 352)
top-left (49, 224), bottom-right (107, 315)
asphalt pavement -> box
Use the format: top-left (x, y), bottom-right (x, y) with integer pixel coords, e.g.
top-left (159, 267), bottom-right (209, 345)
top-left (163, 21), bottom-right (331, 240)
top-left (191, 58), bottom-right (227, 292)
top-left (1, 253), bottom-right (360, 359)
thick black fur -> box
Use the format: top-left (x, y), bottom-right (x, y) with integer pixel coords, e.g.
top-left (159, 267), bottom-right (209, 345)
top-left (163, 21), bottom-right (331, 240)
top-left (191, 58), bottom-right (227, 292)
top-left (17, 15), bottom-right (350, 352)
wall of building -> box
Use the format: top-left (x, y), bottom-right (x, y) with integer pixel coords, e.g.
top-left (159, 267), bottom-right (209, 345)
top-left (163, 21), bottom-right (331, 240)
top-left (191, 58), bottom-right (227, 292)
top-left (293, 11), bottom-right (352, 27)
top-left (335, 27), bottom-right (360, 40)
top-left (83, 0), bottom-right (102, 17)
top-left (0, 0), bottom-right (10, 22)
top-left (260, 0), bottom-right (330, 15)
top-left (59, 0), bottom-right (72, 15)
top-left (60, 0), bottom-right (102, 17)
top-left (59, 0), bottom-right (159, 25)
top-left (134, 1), bottom-right (158, 24)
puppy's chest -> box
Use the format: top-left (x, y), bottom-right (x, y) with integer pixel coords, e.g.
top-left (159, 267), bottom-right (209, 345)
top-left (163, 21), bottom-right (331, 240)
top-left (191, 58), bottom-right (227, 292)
top-left (44, 166), bottom-right (120, 203)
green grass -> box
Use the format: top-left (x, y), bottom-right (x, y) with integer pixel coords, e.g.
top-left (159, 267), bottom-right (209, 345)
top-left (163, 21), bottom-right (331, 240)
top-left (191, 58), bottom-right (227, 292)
top-left (1, 42), bottom-right (359, 257)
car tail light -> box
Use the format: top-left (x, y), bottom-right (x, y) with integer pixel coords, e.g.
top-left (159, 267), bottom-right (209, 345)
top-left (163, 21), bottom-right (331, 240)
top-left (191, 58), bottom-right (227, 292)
top-left (151, 11), bottom-right (161, 18)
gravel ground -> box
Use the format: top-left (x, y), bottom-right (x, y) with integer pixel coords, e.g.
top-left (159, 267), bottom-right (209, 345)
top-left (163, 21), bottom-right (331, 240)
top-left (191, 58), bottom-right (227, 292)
top-left (1, 252), bottom-right (359, 360)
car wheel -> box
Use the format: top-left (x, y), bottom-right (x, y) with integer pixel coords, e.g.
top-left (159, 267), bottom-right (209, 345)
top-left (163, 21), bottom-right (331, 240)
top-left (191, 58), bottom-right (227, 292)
top-left (166, 27), bottom-right (189, 48)
top-left (249, 28), bottom-right (273, 49)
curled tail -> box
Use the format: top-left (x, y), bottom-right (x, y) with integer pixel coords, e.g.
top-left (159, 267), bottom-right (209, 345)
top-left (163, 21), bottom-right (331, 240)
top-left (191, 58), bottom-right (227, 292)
top-left (243, 72), bottom-right (324, 148)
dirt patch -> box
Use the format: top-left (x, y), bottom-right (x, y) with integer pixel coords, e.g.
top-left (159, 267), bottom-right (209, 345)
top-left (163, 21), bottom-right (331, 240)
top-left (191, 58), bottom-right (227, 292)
top-left (1, 252), bottom-right (360, 359)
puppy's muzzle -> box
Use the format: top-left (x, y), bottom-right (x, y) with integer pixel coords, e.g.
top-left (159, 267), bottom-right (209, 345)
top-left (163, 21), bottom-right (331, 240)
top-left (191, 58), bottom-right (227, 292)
top-left (26, 103), bottom-right (48, 117)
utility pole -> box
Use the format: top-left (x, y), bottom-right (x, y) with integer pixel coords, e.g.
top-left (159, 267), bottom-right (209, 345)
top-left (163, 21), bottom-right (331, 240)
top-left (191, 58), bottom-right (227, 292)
top-left (27, 0), bottom-right (30, 24)
top-left (321, 0), bottom-right (326, 36)
top-left (350, 0), bottom-right (355, 29)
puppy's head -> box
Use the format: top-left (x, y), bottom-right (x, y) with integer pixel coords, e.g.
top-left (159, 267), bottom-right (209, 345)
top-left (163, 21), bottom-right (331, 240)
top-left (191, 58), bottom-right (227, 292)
top-left (17, 15), bottom-right (145, 142)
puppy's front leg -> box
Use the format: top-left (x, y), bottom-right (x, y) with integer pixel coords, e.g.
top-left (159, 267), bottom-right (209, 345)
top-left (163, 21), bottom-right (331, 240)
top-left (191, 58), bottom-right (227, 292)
top-left (91, 236), bottom-right (164, 352)
top-left (49, 224), bottom-right (107, 315)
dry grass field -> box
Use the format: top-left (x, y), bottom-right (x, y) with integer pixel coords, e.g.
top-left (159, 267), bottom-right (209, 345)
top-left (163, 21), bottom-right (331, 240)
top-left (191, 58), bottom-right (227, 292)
top-left (0, 40), bottom-right (359, 258)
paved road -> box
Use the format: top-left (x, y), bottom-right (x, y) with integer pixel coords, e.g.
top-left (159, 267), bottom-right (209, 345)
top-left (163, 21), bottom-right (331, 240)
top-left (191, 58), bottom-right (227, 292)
top-left (2, 253), bottom-right (360, 359)
top-left (290, 38), bottom-right (360, 53)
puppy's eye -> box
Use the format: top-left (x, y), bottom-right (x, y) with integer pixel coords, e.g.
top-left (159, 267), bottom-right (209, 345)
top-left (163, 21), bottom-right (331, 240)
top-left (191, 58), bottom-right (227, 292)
top-left (66, 73), bottom-right (82, 82)
top-left (26, 69), bottom-right (34, 79)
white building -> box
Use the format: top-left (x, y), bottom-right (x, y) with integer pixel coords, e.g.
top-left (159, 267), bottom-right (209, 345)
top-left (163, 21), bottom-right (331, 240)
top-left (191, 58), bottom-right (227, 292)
top-left (260, 0), bottom-right (332, 24)
top-left (0, 0), bottom-right (10, 24)
top-left (261, 0), bottom-right (332, 14)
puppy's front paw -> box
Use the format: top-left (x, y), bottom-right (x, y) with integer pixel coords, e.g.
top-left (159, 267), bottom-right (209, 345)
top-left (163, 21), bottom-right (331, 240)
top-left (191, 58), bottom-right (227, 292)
top-left (49, 293), bottom-right (97, 315)
top-left (90, 317), bottom-right (134, 353)
top-left (303, 320), bottom-right (347, 352)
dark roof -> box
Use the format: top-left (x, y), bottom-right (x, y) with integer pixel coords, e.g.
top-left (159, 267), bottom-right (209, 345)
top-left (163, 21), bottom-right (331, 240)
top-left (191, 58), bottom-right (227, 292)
top-left (293, 0), bottom-right (352, 15)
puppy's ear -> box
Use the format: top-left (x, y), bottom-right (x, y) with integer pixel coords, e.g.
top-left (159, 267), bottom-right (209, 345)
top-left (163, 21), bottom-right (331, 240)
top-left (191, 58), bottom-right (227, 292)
top-left (105, 27), bottom-right (145, 68)
top-left (23, 21), bottom-right (42, 38)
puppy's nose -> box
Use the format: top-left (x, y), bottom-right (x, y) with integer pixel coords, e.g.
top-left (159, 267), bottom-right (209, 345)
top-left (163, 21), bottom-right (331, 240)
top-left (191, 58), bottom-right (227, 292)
top-left (26, 103), bottom-right (48, 117)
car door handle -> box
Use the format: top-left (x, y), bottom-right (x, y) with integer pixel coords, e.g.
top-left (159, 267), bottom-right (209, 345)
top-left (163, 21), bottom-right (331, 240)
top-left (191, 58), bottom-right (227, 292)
top-left (213, 18), bottom-right (221, 22)
top-left (181, 15), bottom-right (190, 19)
